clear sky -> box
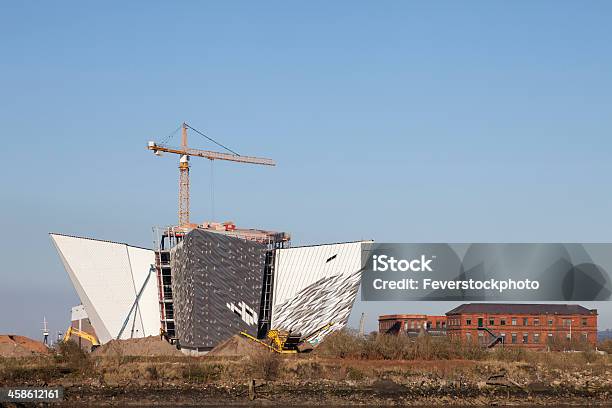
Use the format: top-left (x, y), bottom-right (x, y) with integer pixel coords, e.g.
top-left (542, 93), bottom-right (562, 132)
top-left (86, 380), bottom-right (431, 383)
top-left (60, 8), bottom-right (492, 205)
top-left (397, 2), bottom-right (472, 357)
top-left (1, 1), bottom-right (611, 341)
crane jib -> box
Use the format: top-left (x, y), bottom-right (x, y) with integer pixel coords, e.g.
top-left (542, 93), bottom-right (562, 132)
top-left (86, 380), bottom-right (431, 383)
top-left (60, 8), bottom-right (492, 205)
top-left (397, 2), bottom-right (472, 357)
top-left (147, 145), bottom-right (275, 166)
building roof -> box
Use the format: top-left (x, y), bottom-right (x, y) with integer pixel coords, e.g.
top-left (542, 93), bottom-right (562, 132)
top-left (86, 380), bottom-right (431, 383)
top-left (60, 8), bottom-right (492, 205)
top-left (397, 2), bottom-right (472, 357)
top-left (379, 314), bottom-right (446, 321)
top-left (446, 303), bottom-right (596, 316)
top-left (49, 232), bottom-right (151, 251)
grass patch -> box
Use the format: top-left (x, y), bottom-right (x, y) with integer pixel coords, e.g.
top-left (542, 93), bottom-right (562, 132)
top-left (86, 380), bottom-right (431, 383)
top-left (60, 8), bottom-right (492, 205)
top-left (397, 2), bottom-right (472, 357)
top-left (54, 340), bottom-right (92, 375)
top-left (0, 356), bottom-right (66, 384)
top-left (248, 351), bottom-right (283, 380)
top-left (317, 330), bottom-right (486, 360)
top-left (182, 363), bottom-right (224, 383)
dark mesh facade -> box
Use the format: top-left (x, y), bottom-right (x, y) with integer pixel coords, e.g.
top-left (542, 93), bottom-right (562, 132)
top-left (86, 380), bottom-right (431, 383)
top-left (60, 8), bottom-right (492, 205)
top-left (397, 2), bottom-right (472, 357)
top-left (171, 229), bottom-right (266, 350)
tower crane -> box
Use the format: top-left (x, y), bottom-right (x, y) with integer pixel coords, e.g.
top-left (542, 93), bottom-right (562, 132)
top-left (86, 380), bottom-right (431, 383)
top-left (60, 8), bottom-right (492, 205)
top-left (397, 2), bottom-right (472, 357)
top-left (148, 123), bottom-right (275, 227)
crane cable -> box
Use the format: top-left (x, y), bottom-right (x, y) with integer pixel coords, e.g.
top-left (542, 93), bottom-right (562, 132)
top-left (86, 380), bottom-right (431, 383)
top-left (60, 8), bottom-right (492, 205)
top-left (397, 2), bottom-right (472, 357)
top-left (158, 122), bottom-right (240, 221)
top-left (184, 123), bottom-right (241, 156)
top-left (210, 159), bottom-right (215, 221)
top-left (158, 124), bottom-right (182, 147)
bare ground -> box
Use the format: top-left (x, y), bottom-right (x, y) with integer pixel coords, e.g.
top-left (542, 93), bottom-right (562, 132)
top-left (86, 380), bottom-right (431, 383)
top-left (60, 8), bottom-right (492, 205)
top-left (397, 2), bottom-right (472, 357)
top-left (0, 353), bottom-right (610, 406)
top-left (0, 335), bottom-right (610, 406)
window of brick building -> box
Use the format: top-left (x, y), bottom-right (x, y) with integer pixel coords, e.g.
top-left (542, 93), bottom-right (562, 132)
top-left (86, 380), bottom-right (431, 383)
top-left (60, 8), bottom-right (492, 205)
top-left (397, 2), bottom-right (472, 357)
top-left (466, 319), bottom-right (472, 325)
top-left (564, 319), bottom-right (572, 327)
top-left (548, 319), bottom-right (553, 326)
top-left (511, 333), bottom-right (517, 344)
top-left (500, 333), bottom-right (506, 343)
top-left (500, 318), bottom-right (506, 326)
top-left (523, 333), bottom-right (528, 344)
top-left (582, 318), bottom-right (587, 326)
top-left (582, 333), bottom-right (588, 341)
top-left (523, 318), bottom-right (528, 325)
top-left (533, 333), bottom-right (540, 343)
top-left (489, 318), bottom-right (495, 326)
top-left (511, 318), bottom-right (517, 326)
top-left (534, 318), bottom-right (540, 326)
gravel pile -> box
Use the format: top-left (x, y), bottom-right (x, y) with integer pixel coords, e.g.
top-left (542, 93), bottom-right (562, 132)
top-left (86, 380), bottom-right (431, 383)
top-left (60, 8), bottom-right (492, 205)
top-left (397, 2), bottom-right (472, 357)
top-left (208, 334), bottom-right (265, 356)
top-left (92, 336), bottom-right (183, 357)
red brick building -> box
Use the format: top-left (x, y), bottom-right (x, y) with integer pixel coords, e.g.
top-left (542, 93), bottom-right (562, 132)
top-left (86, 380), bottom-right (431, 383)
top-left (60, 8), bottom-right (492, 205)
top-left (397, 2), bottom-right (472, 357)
top-left (379, 314), bottom-right (447, 336)
top-left (446, 303), bottom-right (598, 350)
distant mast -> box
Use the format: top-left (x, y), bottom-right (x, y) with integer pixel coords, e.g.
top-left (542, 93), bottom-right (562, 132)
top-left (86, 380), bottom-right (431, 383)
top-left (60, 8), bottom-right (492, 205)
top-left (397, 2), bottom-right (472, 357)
top-left (359, 313), bottom-right (366, 337)
top-left (42, 317), bottom-right (49, 346)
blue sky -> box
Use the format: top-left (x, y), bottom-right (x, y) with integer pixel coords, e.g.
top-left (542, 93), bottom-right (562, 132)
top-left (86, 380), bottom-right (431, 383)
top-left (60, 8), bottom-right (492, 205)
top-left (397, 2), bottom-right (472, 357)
top-left (1, 1), bottom-right (611, 340)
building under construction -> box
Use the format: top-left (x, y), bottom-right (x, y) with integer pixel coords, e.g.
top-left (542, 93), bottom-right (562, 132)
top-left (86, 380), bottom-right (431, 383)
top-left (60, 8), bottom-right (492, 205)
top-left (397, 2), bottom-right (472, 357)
top-left (50, 123), bottom-right (370, 352)
top-left (51, 224), bottom-right (368, 353)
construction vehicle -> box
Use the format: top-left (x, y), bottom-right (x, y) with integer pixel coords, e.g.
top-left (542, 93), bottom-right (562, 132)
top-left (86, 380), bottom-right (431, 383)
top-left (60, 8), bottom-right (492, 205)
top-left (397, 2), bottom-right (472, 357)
top-left (63, 327), bottom-right (100, 352)
top-left (147, 123), bottom-right (275, 227)
top-left (239, 330), bottom-right (300, 354)
top-left (240, 322), bottom-right (335, 354)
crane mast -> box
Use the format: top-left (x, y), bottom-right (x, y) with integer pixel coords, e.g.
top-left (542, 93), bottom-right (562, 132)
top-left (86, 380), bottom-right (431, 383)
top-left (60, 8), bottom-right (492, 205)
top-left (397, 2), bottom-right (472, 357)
top-left (148, 122), bottom-right (275, 227)
top-left (178, 123), bottom-right (190, 226)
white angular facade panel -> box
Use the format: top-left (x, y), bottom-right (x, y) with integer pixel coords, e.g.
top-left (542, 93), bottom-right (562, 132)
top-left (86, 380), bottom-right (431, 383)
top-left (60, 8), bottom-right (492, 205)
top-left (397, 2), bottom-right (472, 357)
top-left (272, 270), bottom-right (362, 344)
top-left (50, 234), bottom-right (159, 344)
top-left (126, 246), bottom-right (160, 338)
top-left (271, 241), bottom-right (369, 341)
top-left (272, 241), bottom-right (364, 307)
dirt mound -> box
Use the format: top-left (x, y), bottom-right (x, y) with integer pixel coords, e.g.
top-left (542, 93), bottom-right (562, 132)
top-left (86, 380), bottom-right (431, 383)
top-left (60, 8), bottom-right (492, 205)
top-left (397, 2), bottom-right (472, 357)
top-left (0, 335), bottom-right (50, 357)
top-left (208, 334), bottom-right (266, 356)
top-left (92, 336), bottom-right (183, 357)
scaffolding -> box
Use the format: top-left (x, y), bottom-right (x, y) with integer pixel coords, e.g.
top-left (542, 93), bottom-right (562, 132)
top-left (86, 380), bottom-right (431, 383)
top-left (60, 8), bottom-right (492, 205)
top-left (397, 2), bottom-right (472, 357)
top-left (152, 226), bottom-right (186, 342)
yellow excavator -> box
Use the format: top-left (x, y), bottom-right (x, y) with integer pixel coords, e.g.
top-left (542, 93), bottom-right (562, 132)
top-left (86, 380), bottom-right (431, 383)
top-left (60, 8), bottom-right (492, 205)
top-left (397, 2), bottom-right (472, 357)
top-left (63, 327), bottom-right (100, 352)
top-left (240, 322), bottom-right (334, 354)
